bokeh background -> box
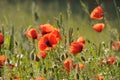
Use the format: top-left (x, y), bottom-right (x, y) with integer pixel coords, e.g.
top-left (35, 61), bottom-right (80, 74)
top-left (0, 0), bottom-right (120, 45)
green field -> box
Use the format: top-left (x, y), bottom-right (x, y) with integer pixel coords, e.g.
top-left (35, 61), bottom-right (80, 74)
top-left (0, 0), bottom-right (120, 80)
top-left (0, 0), bottom-right (120, 44)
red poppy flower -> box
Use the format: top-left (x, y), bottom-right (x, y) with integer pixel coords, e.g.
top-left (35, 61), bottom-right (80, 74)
top-left (112, 41), bottom-right (120, 51)
top-left (90, 6), bottom-right (104, 20)
top-left (70, 42), bottom-right (84, 54)
top-left (39, 23), bottom-right (54, 36)
top-left (72, 63), bottom-right (77, 69)
top-left (36, 55), bottom-right (40, 62)
top-left (51, 28), bottom-right (62, 40)
top-left (30, 78), bottom-right (35, 80)
top-left (13, 77), bottom-right (21, 80)
top-left (26, 28), bottom-right (38, 39)
top-left (77, 37), bottom-right (85, 44)
top-left (64, 58), bottom-right (72, 72)
top-left (38, 33), bottom-right (58, 51)
top-left (0, 33), bottom-right (4, 45)
top-left (9, 64), bottom-right (15, 69)
top-left (36, 77), bottom-right (45, 80)
top-left (0, 55), bottom-right (6, 66)
top-left (107, 56), bottom-right (115, 65)
top-left (95, 75), bottom-right (104, 80)
top-left (37, 51), bottom-right (47, 59)
top-left (93, 23), bottom-right (105, 32)
top-left (78, 64), bottom-right (85, 70)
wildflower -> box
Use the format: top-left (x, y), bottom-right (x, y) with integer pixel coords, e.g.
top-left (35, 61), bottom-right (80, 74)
top-left (39, 23), bottom-right (54, 36)
top-left (77, 36), bottom-right (85, 44)
top-left (107, 56), bottom-right (115, 65)
top-left (36, 77), bottom-right (45, 80)
top-left (0, 55), bottom-right (6, 66)
top-left (30, 78), bottom-right (35, 80)
top-left (102, 59), bottom-right (107, 64)
top-left (26, 28), bottom-right (38, 39)
top-left (72, 63), bottom-right (76, 69)
top-left (0, 33), bottom-right (4, 45)
top-left (78, 64), bottom-right (85, 70)
top-left (13, 77), bottom-right (21, 80)
top-left (97, 62), bottom-right (101, 66)
top-left (93, 23), bottom-right (105, 32)
top-left (70, 42), bottom-right (84, 54)
top-left (51, 28), bottom-right (62, 40)
top-left (38, 33), bottom-right (58, 51)
top-left (17, 54), bottom-right (23, 59)
top-left (9, 64), bottom-right (15, 69)
top-left (102, 57), bottom-right (115, 65)
top-left (112, 41), bottom-right (120, 51)
top-left (90, 6), bottom-right (104, 20)
top-left (95, 75), bottom-right (104, 80)
top-left (64, 58), bottom-right (72, 72)
top-left (36, 55), bottom-right (40, 62)
top-left (37, 51), bottom-right (47, 59)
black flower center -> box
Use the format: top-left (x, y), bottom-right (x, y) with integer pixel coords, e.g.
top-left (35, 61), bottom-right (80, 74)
top-left (46, 41), bottom-right (52, 47)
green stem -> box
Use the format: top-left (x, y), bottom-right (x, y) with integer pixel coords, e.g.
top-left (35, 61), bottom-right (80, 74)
top-left (0, 46), bottom-right (1, 54)
top-left (113, 0), bottom-right (120, 24)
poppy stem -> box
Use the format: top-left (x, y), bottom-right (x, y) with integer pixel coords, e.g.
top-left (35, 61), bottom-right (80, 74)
top-left (113, 0), bottom-right (120, 25)
top-left (98, 43), bottom-right (102, 56)
top-left (32, 39), bottom-right (35, 49)
top-left (32, 39), bottom-right (36, 61)
top-left (0, 46), bottom-right (1, 54)
top-left (95, 0), bottom-right (100, 6)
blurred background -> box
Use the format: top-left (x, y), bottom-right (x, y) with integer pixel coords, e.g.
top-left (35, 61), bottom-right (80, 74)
top-left (0, 0), bottom-right (119, 26)
top-left (0, 0), bottom-right (120, 44)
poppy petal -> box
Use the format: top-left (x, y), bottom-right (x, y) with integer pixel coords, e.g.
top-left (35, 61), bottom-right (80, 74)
top-left (93, 23), bottom-right (105, 32)
top-left (90, 6), bottom-right (104, 20)
top-left (38, 42), bottom-right (47, 51)
top-left (0, 33), bottom-right (4, 45)
top-left (49, 34), bottom-right (58, 45)
top-left (70, 42), bottom-right (84, 54)
top-left (26, 28), bottom-right (38, 39)
top-left (40, 23), bottom-right (54, 35)
top-left (77, 36), bottom-right (85, 44)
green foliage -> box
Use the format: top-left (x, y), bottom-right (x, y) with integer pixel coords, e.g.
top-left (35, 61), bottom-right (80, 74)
top-left (0, 0), bottom-right (120, 80)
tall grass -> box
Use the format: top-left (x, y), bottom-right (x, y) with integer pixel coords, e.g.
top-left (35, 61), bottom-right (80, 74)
top-left (0, 0), bottom-right (120, 80)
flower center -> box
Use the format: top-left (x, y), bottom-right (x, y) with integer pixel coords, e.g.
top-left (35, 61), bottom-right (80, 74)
top-left (46, 41), bottom-right (52, 47)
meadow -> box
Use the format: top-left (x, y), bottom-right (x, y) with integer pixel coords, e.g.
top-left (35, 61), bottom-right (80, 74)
top-left (0, 0), bottom-right (120, 80)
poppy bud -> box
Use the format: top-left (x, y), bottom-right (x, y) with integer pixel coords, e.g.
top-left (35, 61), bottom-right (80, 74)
top-left (107, 56), bottom-right (115, 65)
top-left (112, 41), bottom-right (120, 51)
top-left (90, 6), bottom-right (104, 20)
top-left (26, 28), bottom-right (38, 39)
top-left (0, 33), bottom-right (4, 45)
top-left (77, 36), bottom-right (85, 44)
top-left (93, 23), bottom-right (105, 32)
top-left (0, 55), bottom-right (6, 66)
top-left (70, 42), bottom-right (84, 54)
